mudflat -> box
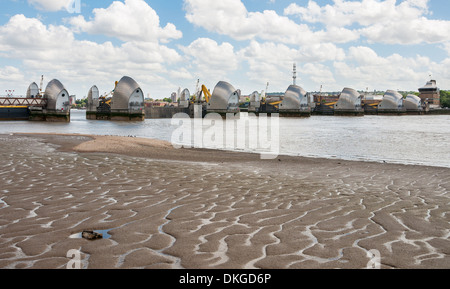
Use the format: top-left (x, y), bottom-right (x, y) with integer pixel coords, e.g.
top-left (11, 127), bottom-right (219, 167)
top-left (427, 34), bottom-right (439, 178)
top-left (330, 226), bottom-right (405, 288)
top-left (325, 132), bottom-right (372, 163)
top-left (0, 133), bottom-right (448, 269)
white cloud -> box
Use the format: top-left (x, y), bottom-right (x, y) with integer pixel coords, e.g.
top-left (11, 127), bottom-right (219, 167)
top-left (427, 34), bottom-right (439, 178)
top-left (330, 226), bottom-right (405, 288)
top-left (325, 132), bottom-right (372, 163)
top-left (169, 67), bottom-right (193, 80)
top-left (442, 42), bottom-right (450, 56)
top-left (285, 0), bottom-right (398, 27)
top-left (184, 0), bottom-right (358, 44)
top-left (235, 40), bottom-right (346, 91)
top-left (28, 0), bottom-right (74, 12)
top-left (184, 0), bottom-right (251, 39)
top-left (0, 13), bottom-right (183, 98)
top-left (181, 38), bottom-right (239, 81)
top-left (0, 66), bottom-right (25, 85)
top-left (0, 65), bottom-right (27, 97)
top-left (237, 41), bottom-right (296, 89)
top-left (333, 46), bottom-right (438, 90)
top-left (69, 0), bottom-right (182, 43)
top-left (298, 43), bottom-right (345, 63)
top-left (0, 14), bottom-right (181, 67)
top-left (360, 17), bottom-right (450, 45)
top-left (0, 14), bottom-right (74, 54)
top-left (302, 63), bottom-right (336, 86)
top-left (285, 0), bottom-right (450, 45)
top-left (2, 0), bottom-right (450, 99)
top-left (347, 46), bottom-right (387, 66)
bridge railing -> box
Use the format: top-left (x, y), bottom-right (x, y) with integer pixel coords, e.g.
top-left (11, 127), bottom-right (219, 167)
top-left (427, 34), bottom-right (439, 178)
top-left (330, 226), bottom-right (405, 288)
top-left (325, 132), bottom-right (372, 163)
top-left (0, 97), bottom-right (48, 107)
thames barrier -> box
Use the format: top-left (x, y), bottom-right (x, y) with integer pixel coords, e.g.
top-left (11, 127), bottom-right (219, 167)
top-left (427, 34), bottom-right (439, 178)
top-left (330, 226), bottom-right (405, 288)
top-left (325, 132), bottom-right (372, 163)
top-left (0, 78), bottom-right (71, 122)
top-left (1, 74), bottom-right (448, 122)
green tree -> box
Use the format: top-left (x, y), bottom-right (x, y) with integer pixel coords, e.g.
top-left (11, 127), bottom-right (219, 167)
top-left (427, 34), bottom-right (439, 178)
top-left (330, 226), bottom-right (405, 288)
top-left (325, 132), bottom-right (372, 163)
top-left (441, 90), bottom-right (450, 108)
top-left (71, 98), bottom-right (87, 109)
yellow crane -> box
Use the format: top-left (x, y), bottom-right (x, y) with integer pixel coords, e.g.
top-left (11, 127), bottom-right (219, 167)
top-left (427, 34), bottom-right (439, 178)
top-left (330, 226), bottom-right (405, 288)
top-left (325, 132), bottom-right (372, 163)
top-left (201, 84), bottom-right (211, 103)
top-left (97, 81), bottom-right (117, 111)
top-left (365, 102), bottom-right (380, 109)
top-left (191, 84), bottom-right (211, 104)
top-left (323, 101), bottom-right (337, 108)
top-left (267, 100), bottom-right (282, 109)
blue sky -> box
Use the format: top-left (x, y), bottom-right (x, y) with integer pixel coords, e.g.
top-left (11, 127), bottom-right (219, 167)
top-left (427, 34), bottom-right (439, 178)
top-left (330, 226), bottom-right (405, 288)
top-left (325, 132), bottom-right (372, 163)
top-left (1, 0), bottom-right (450, 99)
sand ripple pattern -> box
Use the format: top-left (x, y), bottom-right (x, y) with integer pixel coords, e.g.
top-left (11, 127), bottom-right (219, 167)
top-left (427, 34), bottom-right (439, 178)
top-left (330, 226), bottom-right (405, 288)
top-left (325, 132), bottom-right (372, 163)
top-left (0, 135), bottom-right (449, 269)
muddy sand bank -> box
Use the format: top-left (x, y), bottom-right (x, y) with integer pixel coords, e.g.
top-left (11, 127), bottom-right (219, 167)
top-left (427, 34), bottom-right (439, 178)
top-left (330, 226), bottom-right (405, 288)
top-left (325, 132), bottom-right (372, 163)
top-left (0, 133), bottom-right (448, 269)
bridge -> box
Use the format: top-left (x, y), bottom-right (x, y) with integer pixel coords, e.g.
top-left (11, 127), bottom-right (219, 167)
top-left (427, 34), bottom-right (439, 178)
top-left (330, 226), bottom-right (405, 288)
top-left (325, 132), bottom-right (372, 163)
top-left (0, 97), bottom-right (47, 107)
top-left (0, 79), bottom-right (71, 122)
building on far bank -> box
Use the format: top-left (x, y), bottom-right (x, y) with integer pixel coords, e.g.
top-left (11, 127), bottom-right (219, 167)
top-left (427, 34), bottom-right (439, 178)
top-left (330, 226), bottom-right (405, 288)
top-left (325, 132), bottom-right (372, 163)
top-left (171, 92), bottom-right (177, 103)
top-left (69, 95), bottom-right (76, 106)
top-left (145, 101), bottom-right (171, 107)
top-left (419, 80), bottom-right (440, 108)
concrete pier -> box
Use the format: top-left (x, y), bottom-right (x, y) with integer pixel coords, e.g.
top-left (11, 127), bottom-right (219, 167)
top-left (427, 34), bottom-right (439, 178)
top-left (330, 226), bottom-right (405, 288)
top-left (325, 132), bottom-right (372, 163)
top-left (334, 110), bottom-right (364, 116)
top-left (29, 108), bottom-right (70, 122)
top-left (87, 76), bottom-right (145, 121)
top-left (279, 110), bottom-right (312, 117)
top-left (145, 106), bottom-right (190, 119)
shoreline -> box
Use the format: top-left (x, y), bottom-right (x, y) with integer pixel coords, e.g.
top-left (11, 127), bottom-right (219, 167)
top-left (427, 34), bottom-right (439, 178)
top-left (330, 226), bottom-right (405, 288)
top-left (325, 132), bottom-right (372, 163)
top-left (9, 132), bottom-right (450, 170)
top-left (0, 133), bottom-right (449, 269)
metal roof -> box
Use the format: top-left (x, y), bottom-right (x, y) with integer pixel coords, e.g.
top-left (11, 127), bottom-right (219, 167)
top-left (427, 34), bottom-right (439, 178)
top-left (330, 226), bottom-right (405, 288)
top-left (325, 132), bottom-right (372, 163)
top-left (378, 90), bottom-right (404, 110)
top-left (26, 82), bottom-right (39, 98)
top-left (180, 88), bottom-right (190, 102)
top-left (335, 87), bottom-right (362, 111)
top-left (111, 76), bottom-right (143, 110)
top-left (44, 79), bottom-right (69, 110)
top-left (208, 81), bottom-right (240, 111)
top-left (279, 85), bottom-right (308, 110)
top-left (87, 85), bottom-right (99, 112)
top-left (404, 94), bottom-right (422, 110)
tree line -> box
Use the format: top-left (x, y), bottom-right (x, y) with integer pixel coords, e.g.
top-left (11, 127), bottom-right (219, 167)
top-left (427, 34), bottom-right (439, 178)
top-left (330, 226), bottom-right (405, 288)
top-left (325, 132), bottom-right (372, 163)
top-left (441, 91), bottom-right (450, 108)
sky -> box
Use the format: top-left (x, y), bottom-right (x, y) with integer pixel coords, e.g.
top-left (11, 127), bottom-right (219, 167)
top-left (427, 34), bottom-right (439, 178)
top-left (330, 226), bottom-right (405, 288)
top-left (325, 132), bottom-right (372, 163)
top-left (1, 0), bottom-right (450, 99)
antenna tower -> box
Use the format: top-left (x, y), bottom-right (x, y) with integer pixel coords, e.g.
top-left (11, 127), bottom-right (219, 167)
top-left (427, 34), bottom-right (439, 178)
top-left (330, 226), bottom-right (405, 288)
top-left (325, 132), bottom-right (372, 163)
top-left (293, 63), bottom-right (297, 86)
top-left (39, 75), bottom-right (44, 96)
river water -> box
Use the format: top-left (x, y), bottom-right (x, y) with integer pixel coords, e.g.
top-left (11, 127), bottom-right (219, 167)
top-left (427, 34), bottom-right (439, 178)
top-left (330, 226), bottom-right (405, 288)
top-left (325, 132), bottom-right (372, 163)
top-left (1, 109), bottom-right (449, 168)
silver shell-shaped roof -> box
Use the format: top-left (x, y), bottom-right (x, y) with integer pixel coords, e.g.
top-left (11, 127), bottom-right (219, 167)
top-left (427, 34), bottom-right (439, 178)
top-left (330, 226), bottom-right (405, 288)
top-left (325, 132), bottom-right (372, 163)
top-left (364, 94), bottom-right (383, 101)
top-left (208, 81), bottom-right (240, 111)
top-left (249, 91), bottom-right (260, 102)
top-left (249, 91), bottom-right (261, 111)
top-left (404, 94), bottom-right (422, 110)
top-left (87, 85), bottom-right (100, 112)
top-left (111, 76), bottom-right (144, 110)
top-left (26, 82), bottom-right (40, 98)
top-left (335, 87), bottom-right (362, 111)
top-left (179, 88), bottom-right (191, 108)
top-left (180, 88), bottom-right (190, 102)
top-left (378, 90), bottom-right (404, 110)
top-left (279, 85), bottom-right (308, 111)
top-left (44, 79), bottom-right (69, 111)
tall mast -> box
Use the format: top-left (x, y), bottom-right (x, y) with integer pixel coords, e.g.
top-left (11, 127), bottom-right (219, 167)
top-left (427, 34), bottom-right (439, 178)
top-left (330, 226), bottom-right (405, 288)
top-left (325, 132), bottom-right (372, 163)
top-left (293, 63), bottom-right (297, 86)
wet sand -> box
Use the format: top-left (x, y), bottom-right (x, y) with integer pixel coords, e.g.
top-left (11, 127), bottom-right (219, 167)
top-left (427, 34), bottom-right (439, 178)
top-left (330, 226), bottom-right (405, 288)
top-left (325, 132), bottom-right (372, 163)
top-left (0, 133), bottom-right (449, 269)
